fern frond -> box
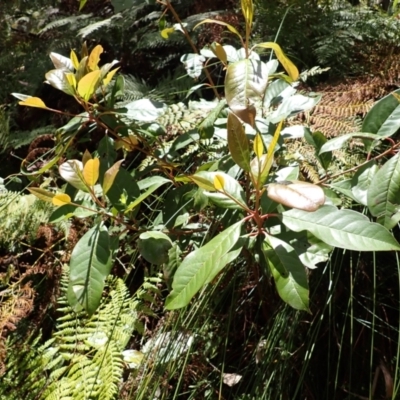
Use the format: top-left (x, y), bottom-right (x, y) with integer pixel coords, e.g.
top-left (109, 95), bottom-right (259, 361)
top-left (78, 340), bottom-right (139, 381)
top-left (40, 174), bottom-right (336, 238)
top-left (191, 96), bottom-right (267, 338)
top-left (38, 14), bottom-right (93, 34)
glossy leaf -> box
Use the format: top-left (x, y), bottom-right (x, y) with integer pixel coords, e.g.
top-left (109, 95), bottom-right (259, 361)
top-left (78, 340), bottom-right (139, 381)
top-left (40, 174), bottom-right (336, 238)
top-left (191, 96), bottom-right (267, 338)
top-left (88, 44), bottom-right (103, 71)
top-left (45, 69), bottom-right (75, 95)
top-left (241, 0), bottom-right (254, 27)
top-left (138, 231), bottom-right (173, 265)
top-left (227, 112), bottom-right (250, 171)
top-left (103, 67), bottom-right (120, 86)
top-left (351, 161), bottom-right (378, 206)
top-left (77, 70), bottom-right (102, 101)
top-left (52, 193), bottom-right (71, 206)
top-left (165, 220), bottom-right (243, 310)
top-left (17, 96), bottom-right (49, 110)
top-left (125, 176), bottom-right (171, 213)
top-left (198, 99), bottom-right (226, 139)
top-left (59, 160), bottom-right (88, 192)
top-left (123, 99), bottom-right (167, 122)
top-left (362, 89), bottom-right (400, 137)
top-left (27, 188), bottom-right (55, 203)
top-left (214, 174), bottom-right (225, 190)
top-left (282, 205), bottom-right (400, 251)
top-left (262, 235), bottom-right (309, 311)
top-left (255, 42), bottom-right (299, 81)
top-left (367, 153), bottom-right (400, 229)
top-left (319, 132), bottom-right (381, 154)
top-left (103, 159), bottom-right (124, 195)
top-left (83, 158), bottom-right (100, 186)
top-left (67, 224), bottom-right (112, 315)
top-left (50, 52), bottom-right (74, 71)
top-left (253, 132), bottom-right (264, 158)
top-left (267, 181), bottom-right (325, 211)
top-left (211, 42), bottom-right (227, 64)
top-left (70, 49), bottom-right (80, 69)
top-left (225, 59), bottom-right (269, 124)
top-left (193, 171), bottom-right (247, 209)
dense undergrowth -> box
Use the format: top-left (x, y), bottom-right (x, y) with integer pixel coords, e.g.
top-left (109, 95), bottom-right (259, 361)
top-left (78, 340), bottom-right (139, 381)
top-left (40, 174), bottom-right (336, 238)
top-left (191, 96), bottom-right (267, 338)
top-left (1, 0), bottom-right (400, 399)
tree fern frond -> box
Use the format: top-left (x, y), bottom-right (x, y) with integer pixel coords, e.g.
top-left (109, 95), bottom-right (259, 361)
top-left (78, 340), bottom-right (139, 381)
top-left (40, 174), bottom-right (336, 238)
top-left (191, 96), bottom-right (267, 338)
top-left (38, 14), bottom-right (93, 35)
top-left (78, 14), bottom-right (121, 38)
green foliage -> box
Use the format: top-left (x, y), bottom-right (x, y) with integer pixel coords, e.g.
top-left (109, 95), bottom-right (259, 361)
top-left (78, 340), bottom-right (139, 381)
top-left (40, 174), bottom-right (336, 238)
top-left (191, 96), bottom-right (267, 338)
top-left (4, 0), bottom-right (400, 398)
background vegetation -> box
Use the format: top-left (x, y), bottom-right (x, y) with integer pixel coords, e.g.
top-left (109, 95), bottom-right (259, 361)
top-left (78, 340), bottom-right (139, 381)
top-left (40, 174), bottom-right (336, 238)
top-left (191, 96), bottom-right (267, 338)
top-left (1, 0), bottom-right (400, 399)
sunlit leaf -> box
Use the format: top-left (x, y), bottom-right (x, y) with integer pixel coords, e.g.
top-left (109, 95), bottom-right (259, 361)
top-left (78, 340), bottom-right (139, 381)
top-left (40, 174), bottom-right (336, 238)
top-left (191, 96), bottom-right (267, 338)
top-left (77, 70), bottom-right (102, 101)
top-left (211, 42), bottom-right (227, 64)
top-left (88, 44), bottom-right (103, 71)
top-left (161, 27), bottom-right (175, 39)
top-left (83, 158), bottom-right (100, 186)
top-left (255, 42), bottom-right (299, 81)
top-left (267, 181), bottom-right (325, 211)
top-left (17, 97), bottom-right (49, 110)
top-left (45, 69), bottom-right (76, 95)
top-left (59, 160), bottom-right (88, 192)
top-left (103, 67), bottom-right (120, 86)
top-left (50, 52), bottom-right (74, 71)
top-left (194, 171), bottom-right (247, 209)
top-left (103, 159), bottom-right (124, 195)
top-left (214, 174), bottom-right (225, 191)
top-left (225, 59), bottom-right (269, 125)
top-left (70, 49), bottom-right (80, 69)
top-left (53, 193), bottom-right (72, 206)
top-left (253, 132), bottom-right (264, 158)
top-left (27, 187), bottom-right (55, 203)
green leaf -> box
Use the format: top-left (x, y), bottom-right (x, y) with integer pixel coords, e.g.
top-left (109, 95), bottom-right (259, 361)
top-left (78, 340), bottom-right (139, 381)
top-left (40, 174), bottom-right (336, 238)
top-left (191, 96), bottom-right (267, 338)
top-left (351, 160), bottom-right (378, 206)
top-left (67, 224), bottom-right (112, 315)
top-left (198, 99), bottom-right (226, 139)
top-left (275, 229), bottom-right (332, 270)
top-left (193, 171), bottom-right (247, 210)
top-left (138, 231), bottom-right (173, 265)
top-left (225, 59), bottom-right (269, 123)
top-left (227, 112), bottom-right (250, 171)
top-left (304, 130), bottom-right (332, 171)
top-left (319, 132), bottom-right (381, 154)
top-left (165, 220), bottom-right (244, 310)
top-left (106, 168), bottom-right (140, 212)
top-left (262, 235), bottom-right (309, 311)
top-left (367, 154), bottom-right (400, 229)
top-left (125, 176), bottom-right (171, 213)
top-left (281, 205), bottom-right (400, 251)
top-left (362, 89), bottom-right (400, 137)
